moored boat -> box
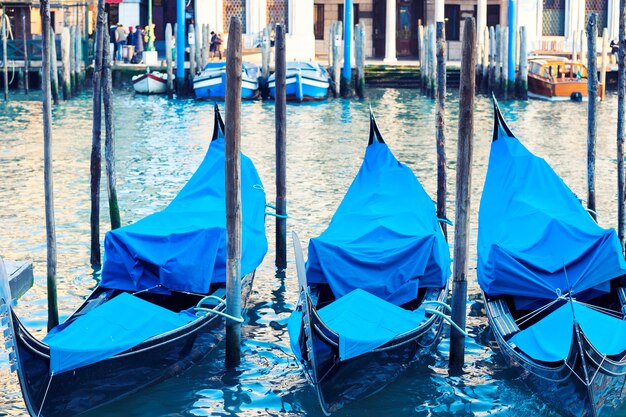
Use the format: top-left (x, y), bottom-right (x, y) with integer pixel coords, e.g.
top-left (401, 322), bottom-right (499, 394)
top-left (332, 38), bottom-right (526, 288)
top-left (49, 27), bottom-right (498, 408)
top-left (132, 71), bottom-right (169, 94)
top-left (0, 106), bottom-right (268, 417)
top-left (268, 62), bottom-right (329, 101)
top-left (479, 99), bottom-right (626, 417)
top-left (193, 62), bottom-right (260, 100)
top-left (288, 113), bottom-right (455, 415)
top-left (527, 56), bottom-right (602, 101)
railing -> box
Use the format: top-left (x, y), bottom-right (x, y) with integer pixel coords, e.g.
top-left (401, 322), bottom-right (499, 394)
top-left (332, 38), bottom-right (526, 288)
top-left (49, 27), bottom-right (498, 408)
top-left (0, 38), bottom-right (93, 63)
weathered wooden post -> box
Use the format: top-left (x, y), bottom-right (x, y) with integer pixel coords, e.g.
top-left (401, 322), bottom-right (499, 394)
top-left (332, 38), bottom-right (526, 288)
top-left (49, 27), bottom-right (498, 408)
top-left (61, 27), bottom-right (71, 100)
top-left (50, 27), bottom-right (59, 104)
top-left (618, 0), bottom-right (626, 249)
top-left (194, 22), bottom-right (202, 73)
top-left (332, 21), bottom-right (342, 98)
top-left (261, 26), bottom-right (271, 78)
top-left (572, 31), bottom-right (578, 77)
top-left (202, 24), bottom-right (209, 67)
top-left (587, 14), bottom-right (598, 222)
top-left (450, 17), bottom-right (475, 371)
top-left (275, 24), bottom-right (287, 270)
top-left (22, 11), bottom-right (29, 94)
top-left (2, 9), bottom-right (8, 101)
top-left (41, 0), bottom-right (59, 330)
top-left (422, 28), bottom-right (428, 95)
top-left (90, 0), bottom-right (105, 267)
top-left (102, 17), bottom-right (120, 230)
top-left (429, 24), bottom-right (436, 98)
top-left (418, 23), bottom-right (424, 75)
top-left (476, 40), bottom-right (483, 93)
top-left (489, 26), bottom-right (495, 93)
top-left (355, 23), bottom-right (366, 98)
top-left (517, 26), bottom-right (528, 100)
top-left (502, 27), bottom-right (509, 99)
top-left (225, 16), bottom-right (243, 365)
top-left (165, 23), bottom-right (174, 98)
top-left (189, 24), bottom-right (196, 80)
top-left (482, 27), bottom-right (489, 93)
top-left (76, 25), bottom-right (83, 88)
top-left (495, 25), bottom-right (501, 96)
top-left (436, 21), bottom-right (447, 238)
top-left (69, 26), bottom-right (76, 95)
top-left (601, 28), bottom-right (608, 101)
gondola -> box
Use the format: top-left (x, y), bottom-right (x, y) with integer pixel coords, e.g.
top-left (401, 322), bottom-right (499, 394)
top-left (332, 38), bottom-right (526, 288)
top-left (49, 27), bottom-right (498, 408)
top-left (193, 62), bottom-right (260, 100)
top-left (268, 62), bottom-right (329, 102)
top-left (288, 112), bottom-right (457, 415)
top-left (0, 106), bottom-right (268, 417)
top-left (479, 99), bottom-right (626, 417)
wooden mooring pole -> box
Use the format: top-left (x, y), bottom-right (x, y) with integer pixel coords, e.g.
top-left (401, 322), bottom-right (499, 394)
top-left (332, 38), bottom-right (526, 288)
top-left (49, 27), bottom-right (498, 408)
top-left (189, 24), bottom-right (196, 81)
top-left (436, 21), bottom-right (447, 238)
top-left (489, 26), bottom-right (495, 94)
top-left (481, 27), bottom-right (489, 93)
top-left (502, 27), bottom-right (509, 99)
top-left (355, 23), bottom-right (365, 99)
top-left (202, 24), bottom-right (209, 68)
top-left (69, 26), bottom-right (76, 95)
top-left (50, 27), bottom-right (59, 104)
top-left (225, 16), bottom-right (243, 366)
top-left (517, 27), bottom-right (528, 100)
top-left (102, 17), bottom-right (120, 230)
top-left (618, 0), bottom-right (626, 250)
top-left (90, 0), bottom-right (105, 267)
top-left (194, 22), bottom-right (202, 74)
top-left (601, 28), bottom-right (608, 101)
top-left (495, 25), bottom-right (501, 97)
top-left (332, 22), bottom-right (342, 98)
top-left (22, 11), bottom-right (29, 94)
top-left (2, 8), bottom-right (8, 101)
top-left (587, 14), bottom-right (598, 222)
top-left (450, 17), bottom-right (475, 371)
top-left (61, 27), bottom-right (71, 100)
top-left (165, 23), bottom-right (174, 99)
top-left (41, 0), bottom-right (59, 330)
top-left (275, 24), bottom-right (287, 270)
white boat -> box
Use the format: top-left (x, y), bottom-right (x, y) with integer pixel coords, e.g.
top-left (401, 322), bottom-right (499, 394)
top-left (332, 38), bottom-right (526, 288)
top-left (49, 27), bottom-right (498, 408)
top-left (132, 71), bottom-right (171, 94)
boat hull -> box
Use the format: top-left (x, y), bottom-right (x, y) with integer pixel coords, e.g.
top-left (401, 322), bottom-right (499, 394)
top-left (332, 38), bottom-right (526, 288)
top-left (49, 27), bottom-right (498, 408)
top-left (527, 75), bottom-right (602, 101)
top-left (132, 73), bottom-right (168, 95)
top-left (268, 73), bottom-right (329, 102)
top-left (193, 71), bottom-right (258, 100)
top-left (487, 296), bottom-right (626, 417)
top-left (295, 285), bottom-right (447, 415)
top-left (4, 274), bottom-right (255, 417)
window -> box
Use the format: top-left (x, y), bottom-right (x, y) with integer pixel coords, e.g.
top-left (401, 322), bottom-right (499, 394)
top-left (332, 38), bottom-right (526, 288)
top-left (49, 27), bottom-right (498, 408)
top-left (338, 4), bottom-right (359, 25)
top-left (314, 4), bottom-right (324, 40)
top-left (487, 5), bottom-right (500, 27)
top-left (543, 0), bottom-right (565, 36)
top-left (444, 4), bottom-right (460, 41)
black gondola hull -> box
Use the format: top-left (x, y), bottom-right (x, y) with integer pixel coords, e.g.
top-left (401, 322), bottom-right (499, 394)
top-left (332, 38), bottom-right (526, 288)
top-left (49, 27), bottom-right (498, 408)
top-left (7, 273), bottom-right (254, 417)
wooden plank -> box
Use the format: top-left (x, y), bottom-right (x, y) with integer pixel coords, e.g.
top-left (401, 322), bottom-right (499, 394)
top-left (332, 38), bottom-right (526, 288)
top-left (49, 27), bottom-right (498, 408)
top-left (5, 261), bottom-right (34, 300)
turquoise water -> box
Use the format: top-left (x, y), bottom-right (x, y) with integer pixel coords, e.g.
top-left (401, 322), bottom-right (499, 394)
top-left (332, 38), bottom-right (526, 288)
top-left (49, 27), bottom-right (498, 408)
top-left (0, 88), bottom-right (623, 416)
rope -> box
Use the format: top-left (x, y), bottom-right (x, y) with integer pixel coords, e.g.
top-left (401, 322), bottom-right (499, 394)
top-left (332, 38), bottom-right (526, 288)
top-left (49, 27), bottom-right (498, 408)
top-left (574, 300), bottom-right (623, 318)
top-left (37, 373), bottom-right (54, 417)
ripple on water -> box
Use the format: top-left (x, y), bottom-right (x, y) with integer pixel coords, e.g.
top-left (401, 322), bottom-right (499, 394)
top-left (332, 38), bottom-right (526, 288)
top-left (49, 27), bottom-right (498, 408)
top-left (1, 89), bottom-right (623, 416)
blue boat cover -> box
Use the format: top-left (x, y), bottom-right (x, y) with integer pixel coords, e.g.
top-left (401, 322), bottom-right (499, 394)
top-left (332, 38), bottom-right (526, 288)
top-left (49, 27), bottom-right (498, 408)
top-left (44, 293), bottom-right (195, 373)
top-left (306, 142), bottom-right (450, 306)
top-left (287, 289), bottom-right (425, 361)
top-left (100, 132), bottom-right (268, 293)
top-left (478, 109), bottom-right (626, 301)
top-left (510, 301), bottom-right (626, 362)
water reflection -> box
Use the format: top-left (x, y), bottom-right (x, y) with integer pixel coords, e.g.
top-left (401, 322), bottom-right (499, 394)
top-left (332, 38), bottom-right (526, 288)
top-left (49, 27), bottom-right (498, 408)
top-left (0, 89), bottom-right (623, 416)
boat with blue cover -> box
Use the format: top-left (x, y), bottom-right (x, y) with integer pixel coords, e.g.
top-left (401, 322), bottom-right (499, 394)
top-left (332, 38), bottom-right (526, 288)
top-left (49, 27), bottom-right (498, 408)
top-left (479, 99), bottom-right (626, 417)
top-left (0, 106), bottom-right (268, 417)
top-left (288, 113), bottom-right (455, 415)
top-left (268, 62), bottom-right (330, 101)
top-left (193, 62), bottom-right (260, 100)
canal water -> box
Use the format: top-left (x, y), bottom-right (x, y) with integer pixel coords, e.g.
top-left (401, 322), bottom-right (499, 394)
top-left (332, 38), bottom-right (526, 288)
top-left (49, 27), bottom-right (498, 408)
top-left (0, 88), bottom-right (623, 417)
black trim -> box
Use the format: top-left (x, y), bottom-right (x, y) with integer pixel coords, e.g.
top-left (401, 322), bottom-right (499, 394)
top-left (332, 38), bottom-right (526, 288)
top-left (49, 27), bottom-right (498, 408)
top-left (212, 105), bottom-right (225, 141)
top-left (492, 95), bottom-right (515, 142)
top-left (368, 109), bottom-right (385, 145)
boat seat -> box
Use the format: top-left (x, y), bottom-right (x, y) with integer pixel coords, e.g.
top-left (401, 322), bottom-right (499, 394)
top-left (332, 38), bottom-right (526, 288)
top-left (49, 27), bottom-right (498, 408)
top-left (486, 298), bottom-right (520, 339)
top-left (317, 288), bottom-right (426, 361)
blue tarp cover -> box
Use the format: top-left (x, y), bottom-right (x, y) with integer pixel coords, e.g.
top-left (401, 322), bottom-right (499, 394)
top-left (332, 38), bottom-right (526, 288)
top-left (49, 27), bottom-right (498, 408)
top-left (509, 301), bottom-right (626, 362)
top-left (306, 142), bottom-right (450, 306)
top-left (287, 289), bottom-right (425, 361)
top-left (44, 293), bottom-right (194, 373)
top-left (478, 120), bottom-right (626, 300)
top-left (100, 135), bottom-right (268, 293)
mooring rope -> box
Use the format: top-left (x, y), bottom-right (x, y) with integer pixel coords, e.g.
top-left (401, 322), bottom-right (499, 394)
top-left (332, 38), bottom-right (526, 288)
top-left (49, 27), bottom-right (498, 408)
top-left (36, 372), bottom-right (54, 417)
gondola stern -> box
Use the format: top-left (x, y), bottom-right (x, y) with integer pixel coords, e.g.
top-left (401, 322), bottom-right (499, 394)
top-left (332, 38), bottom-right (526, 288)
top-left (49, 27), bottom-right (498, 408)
top-left (491, 95), bottom-right (515, 142)
top-left (368, 107), bottom-right (386, 146)
top-left (212, 104), bottom-right (225, 141)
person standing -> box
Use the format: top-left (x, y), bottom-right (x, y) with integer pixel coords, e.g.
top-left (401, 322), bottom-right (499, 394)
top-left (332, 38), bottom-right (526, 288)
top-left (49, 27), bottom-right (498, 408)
top-left (210, 31), bottom-right (223, 60)
top-left (134, 26), bottom-right (145, 63)
top-left (109, 23), bottom-right (117, 61)
top-left (115, 23), bottom-right (127, 62)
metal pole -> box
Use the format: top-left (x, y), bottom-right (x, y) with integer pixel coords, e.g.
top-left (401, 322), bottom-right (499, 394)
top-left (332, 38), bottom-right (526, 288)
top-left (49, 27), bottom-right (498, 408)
top-left (225, 16), bottom-right (243, 366)
top-left (449, 17), bottom-right (476, 372)
top-left (148, 0), bottom-right (155, 51)
top-left (587, 14), bottom-right (598, 222)
top-left (176, 0), bottom-right (185, 93)
top-left (275, 24), bottom-right (287, 270)
top-left (41, 0), bottom-right (59, 331)
top-left (507, 0), bottom-right (516, 82)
